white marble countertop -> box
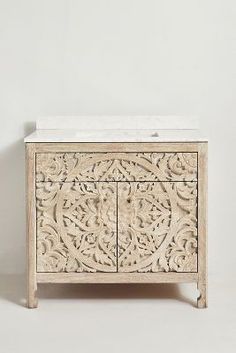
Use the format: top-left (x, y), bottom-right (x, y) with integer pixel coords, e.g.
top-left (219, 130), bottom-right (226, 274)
top-left (24, 116), bottom-right (208, 142)
top-left (24, 128), bottom-right (207, 142)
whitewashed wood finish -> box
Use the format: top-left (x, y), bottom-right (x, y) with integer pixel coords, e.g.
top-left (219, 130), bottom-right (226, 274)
top-left (36, 180), bottom-right (197, 274)
top-left (37, 272), bottom-right (198, 283)
top-left (118, 181), bottom-right (197, 273)
top-left (197, 143), bottom-right (208, 308)
top-left (33, 142), bottom-right (200, 153)
top-left (26, 141), bottom-right (207, 308)
top-left (36, 116), bottom-right (199, 130)
top-left (26, 144), bottom-right (38, 308)
top-left (36, 152), bottom-right (197, 182)
top-left (36, 182), bottom-right (117, 272)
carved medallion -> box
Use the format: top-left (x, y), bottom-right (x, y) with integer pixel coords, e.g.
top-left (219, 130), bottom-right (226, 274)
top-left (36, 182), bottom-right (117, 272)
top-left (118, 182), bottom-right (197, 272)
top-left (36, 153), bottom-right (198, 273)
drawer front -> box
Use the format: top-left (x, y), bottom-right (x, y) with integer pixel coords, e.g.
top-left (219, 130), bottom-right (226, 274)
top-left (36, 182), bottom-right (117, 273)
top-left (118, 181), bottom-right (197, 273)
top-left (36, 152), bottom-right (197, 182)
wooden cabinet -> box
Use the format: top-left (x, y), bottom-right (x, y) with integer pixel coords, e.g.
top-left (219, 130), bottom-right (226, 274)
top-left (26, 143), bottom-right (207, 308)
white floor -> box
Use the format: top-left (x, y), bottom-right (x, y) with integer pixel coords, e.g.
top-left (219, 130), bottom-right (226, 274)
top-left (0, 274), bottom-right (235, 353)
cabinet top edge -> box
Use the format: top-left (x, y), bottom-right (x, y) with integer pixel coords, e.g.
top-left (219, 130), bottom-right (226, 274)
top-left (24, 129), bottom-right (208, 143)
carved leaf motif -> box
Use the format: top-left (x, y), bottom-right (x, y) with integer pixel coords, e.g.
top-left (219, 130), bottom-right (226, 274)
top-left (118, 181), bottom-right (197, 273)
top-left (36, 182), bottom-right (117, 273)
top-left (36, 153), bottom-right (198, 274)
top-left (36, 152), bottom-right (197, 182)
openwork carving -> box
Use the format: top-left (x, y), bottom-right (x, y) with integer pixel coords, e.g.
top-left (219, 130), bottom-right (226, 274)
top-left (118, 182), bottom-right (197, 272)
top-left (36, 182), bottom-right (117, 272)
top-left (36, 152), bottom-right (197, 182)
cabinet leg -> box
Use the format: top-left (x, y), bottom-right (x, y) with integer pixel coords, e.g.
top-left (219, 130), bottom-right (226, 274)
top-left (197, 282), bottom-right (207, 308)
top-left (27, 284), bottom-right (38, 308)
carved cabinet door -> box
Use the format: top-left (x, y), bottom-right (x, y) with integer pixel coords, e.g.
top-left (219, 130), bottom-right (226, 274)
top-left (36, 152), bottom-right (198, 274)
top-left (117, 181), bottom-right (198, 273)
top-left (36, 182), bottom-right (117, 273)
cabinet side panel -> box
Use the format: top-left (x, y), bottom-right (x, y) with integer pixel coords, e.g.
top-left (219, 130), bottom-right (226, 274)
top-left (197, 143), bottom-right (208, 305)
top-left (26, 143), bottom-right (37, 308)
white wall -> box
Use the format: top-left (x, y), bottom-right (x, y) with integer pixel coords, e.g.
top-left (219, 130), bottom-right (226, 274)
top-left (0, 0), bottom-right (235, 278)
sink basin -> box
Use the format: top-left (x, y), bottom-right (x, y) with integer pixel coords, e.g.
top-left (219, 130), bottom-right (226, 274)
top-left (150, 132), bottom-right (159, 137)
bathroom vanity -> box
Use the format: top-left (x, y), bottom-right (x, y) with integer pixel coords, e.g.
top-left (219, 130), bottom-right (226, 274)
top-left (25, 116), bottom-right (207, 308)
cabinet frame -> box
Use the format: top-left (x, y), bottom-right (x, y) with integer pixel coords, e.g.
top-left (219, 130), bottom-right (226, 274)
top-left (26, 142), bottom-right (207, 308)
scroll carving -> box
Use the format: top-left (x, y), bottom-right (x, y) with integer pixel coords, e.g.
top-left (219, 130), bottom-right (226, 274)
top-left (118, 182), bottom-right (197, 272)
top-left (36, 153), bottom-right (198, 274)
top-left (36, 182), bottom-right (117, 272)
top-left (36, 152), bottom-right (197, 182)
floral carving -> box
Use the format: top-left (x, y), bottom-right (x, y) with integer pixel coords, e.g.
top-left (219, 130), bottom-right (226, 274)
top-left (36, 153), bottom-right (198, 274)
top-left (36, 152), bottom-right (197, 182)
top-left (36, 182), bottom-right (117, 272)
top-left (118, 182), bottom-right (197, 272)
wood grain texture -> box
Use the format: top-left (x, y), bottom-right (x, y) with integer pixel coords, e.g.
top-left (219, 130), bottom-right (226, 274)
top-left (26, 144), bottom-right (37, 308)
top-left (37, 272), bottom-right (198, 283)
top-left (197, 143), bottom-right (208, 308)
top-left (34, 142), bottom-right (199, 153)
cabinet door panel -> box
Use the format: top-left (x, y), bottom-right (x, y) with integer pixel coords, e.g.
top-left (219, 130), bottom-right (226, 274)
top-left (36, 182), bottom-right (117, 272)
top-left (118, 182), bottom-right (197, 273)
